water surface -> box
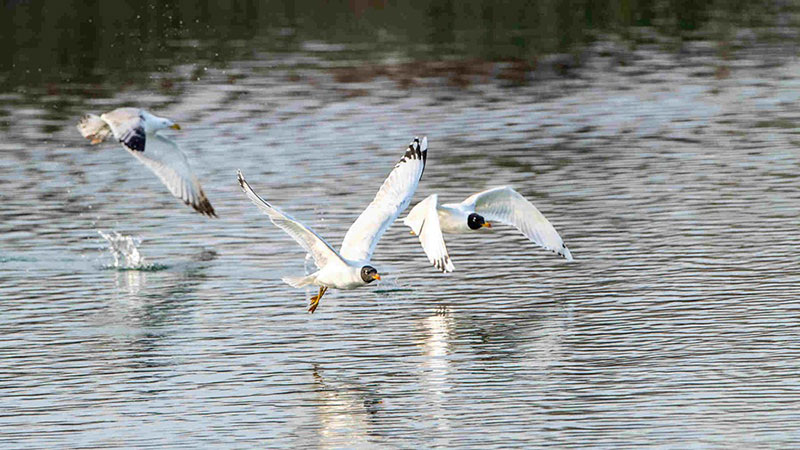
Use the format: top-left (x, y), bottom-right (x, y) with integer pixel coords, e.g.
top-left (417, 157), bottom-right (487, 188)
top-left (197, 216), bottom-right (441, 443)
top-left (2, 2), bottom-right (800, 447)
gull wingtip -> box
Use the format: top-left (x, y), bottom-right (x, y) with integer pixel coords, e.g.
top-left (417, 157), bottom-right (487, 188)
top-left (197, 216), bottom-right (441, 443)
top-left (560, 245), bottom-right (574, 261)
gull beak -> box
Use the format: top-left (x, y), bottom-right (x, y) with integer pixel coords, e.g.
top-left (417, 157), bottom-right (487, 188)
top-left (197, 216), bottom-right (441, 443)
top-left (482, 222), bottom-right (492, 228)
top-left (373, 274), bottom-right (381, 281)
top-left (170, 123), bottom-right (181, 130)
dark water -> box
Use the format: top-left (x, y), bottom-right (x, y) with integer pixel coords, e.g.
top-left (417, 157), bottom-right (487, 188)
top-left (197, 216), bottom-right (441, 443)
top-left (3, 1), bottom-right (800, 447)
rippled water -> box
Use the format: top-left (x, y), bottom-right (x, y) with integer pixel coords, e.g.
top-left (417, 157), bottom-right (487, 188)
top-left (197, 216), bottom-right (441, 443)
top-left (3, 3), bottom-right (800, 447)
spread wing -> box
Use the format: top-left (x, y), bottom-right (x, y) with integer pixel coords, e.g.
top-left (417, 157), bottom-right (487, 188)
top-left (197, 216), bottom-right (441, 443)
top-left (463, 186), bottom-right (573, 260)
top-left (237, 170), bottom-right (344, 269)
top-left (339, 137), bottom-right (428, 262)
top-left (98, 107), bottom-right (216, 216)
top-left (125, 134), bottom-right (216, 217)
top-left (403, 194), bottom-right (454, 272)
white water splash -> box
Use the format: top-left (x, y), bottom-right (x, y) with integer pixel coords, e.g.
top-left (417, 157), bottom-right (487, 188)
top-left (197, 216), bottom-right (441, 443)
top-left (97, 230), bottom-right (144, 269)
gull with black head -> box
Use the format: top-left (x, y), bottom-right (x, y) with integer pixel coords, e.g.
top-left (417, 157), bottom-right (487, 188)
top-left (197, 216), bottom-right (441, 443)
top-left (77, 107), bottom-right (216, 216)
top-left (403, 186), bottom-right (572, 272)
top-left (237, 137), bottom-right (427, 313)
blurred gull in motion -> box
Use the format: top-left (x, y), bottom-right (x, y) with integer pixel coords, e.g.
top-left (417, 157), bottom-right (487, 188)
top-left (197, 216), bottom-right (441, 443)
top-left (77, 108), bottom-right (217, 217)
top-left (403, 186), bottom-right (572, 272)
top-left (237, 136), bottom-right (427, 313)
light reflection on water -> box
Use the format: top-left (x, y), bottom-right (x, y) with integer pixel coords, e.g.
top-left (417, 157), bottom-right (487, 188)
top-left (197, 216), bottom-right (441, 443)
top-left (3, 10), bottom-right (800, 448)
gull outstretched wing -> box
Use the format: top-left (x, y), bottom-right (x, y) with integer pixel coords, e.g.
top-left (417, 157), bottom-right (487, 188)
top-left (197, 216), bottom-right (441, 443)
top-left (238, 170), bottom-right (344, 269)
top-left (463, 186), bottom-right (572, 260)
top-left (339, 137), bottom-right (427, 262)
top-left (127, 134), bottom-right (216, 216)
top-left (97, 107), bottom-right (216, 216)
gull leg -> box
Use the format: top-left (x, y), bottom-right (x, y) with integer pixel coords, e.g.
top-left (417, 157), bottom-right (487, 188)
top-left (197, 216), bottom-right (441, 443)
top-left (308, 286), bottom-right (328, 313)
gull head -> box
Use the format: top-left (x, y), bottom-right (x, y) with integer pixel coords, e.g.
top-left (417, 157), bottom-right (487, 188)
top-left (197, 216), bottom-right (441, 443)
top-left (467, 213), bottom-right (491, 230)
top-left (142, 110), bottom-right (181, 132)
top-left (360, 266), bottom-right (381, 283)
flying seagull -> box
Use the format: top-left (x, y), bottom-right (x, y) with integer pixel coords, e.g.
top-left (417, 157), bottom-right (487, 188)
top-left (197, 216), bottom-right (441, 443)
top-left (237, 136), bottom-right (427, 313)
top-left (77, 107), bottom-right (217, 217)
top-left (403, 186), bottom-right (572, 272)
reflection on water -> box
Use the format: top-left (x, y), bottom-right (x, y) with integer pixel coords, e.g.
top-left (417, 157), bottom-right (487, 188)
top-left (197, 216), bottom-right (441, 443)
top-left (310, 365), bottom-right (383, 448)
top-left (421, 308), bottom-right (453, 434)
top-left (112, 268), bottom-right (147, 296)
top-left (3, 1), bottom-right (800, 447)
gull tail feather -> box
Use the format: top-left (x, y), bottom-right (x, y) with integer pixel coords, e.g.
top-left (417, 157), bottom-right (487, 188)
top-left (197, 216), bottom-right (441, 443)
top-left (77, 114), bottom-right (112, 144)
top-left (282, 272), bottom-right (318, 288)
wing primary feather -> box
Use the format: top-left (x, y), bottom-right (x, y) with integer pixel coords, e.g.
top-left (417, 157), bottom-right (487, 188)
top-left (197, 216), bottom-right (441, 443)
top-left (419, 136), bottom-right (428, 177)
top-left (338, 136), bottom-right (427, 262)
top-left (468, 186), bottom-right (572, 261)
top-left (195, 192), bottom-right (217, 217)
top-left (124, 134), bottom-right (217, 217)
top-left (185, 186), bottom-right (217, 217)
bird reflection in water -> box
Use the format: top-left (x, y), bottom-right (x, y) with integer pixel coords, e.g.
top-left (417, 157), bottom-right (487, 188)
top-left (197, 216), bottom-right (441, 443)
top-left (421, 305), bottom-right (454, 433)
top-left (309, 364), bottom-right (384, 446)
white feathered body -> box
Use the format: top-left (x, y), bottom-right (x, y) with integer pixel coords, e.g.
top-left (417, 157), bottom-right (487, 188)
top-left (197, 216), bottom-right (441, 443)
top-left (77, 107), bottom-right (217, 216)
top-left (238, 136), bottom-right (427, 297)
top-left (403, 186), bottom-right (573, 272)
top-left (404, 199), bottom-right (479, 234)
top-left (438, 203), bottom-right (478, 233)
top-left (314, 258), bottom-right (369, 290)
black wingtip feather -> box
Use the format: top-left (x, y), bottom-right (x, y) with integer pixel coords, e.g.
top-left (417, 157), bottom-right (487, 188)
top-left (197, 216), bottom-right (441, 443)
top-left (119, 125), bottom-right (146, 152)
top-left (397, 136), bottom-right (427, 169)
top-left (201, 199), bottom-right (218, 217)
top-left (432, 254), bottom-right (450, 273)
top-left (420, 137), bottom-right (427, 177)
top-left (190, 195), bottom-right (217, 217)
top-left (236, 170), bottom-right (273, 209)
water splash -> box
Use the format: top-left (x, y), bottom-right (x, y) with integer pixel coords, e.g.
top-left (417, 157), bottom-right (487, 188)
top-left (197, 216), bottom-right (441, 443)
top-left (97, 230), bottom-right (165, 271)
top-left (373, 275), bottom-right (412, 294)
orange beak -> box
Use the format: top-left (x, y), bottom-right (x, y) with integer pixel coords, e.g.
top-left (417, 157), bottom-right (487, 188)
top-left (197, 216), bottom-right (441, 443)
top-left (372, 274), bottom-right (381, 281)
top-left (482, 222), bottom-right (492, 228)
top-left (170, 123), bottom-right (181, 130)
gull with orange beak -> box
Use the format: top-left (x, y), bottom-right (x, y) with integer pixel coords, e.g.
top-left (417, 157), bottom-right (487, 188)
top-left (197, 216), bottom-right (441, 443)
top-left (77, 107), bottom-right (216, 216)
top-left (403, 186), bottom-right (572, 272)
top-left (237, 137), bottom-right (427, 313)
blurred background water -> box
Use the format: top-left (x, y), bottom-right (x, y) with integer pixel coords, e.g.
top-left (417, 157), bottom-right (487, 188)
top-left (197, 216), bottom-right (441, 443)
top-left (2, 0), bottom-right (800, 447)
